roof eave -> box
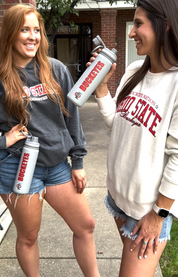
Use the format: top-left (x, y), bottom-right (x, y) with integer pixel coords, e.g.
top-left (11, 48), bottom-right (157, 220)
top-left (75, 1), bottom-right (135, 11)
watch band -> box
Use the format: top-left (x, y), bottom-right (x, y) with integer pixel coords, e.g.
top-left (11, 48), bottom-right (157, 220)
top-left (152, 203), bottom-right (170, 218)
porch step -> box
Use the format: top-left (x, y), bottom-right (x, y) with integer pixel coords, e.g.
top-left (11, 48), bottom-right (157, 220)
top-left (0, 198), bottom-right (12, 244)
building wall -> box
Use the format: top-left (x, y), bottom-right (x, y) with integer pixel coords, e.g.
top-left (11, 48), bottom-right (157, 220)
top-left (100, 9), bottom-right (117, 95)
top-left (68, 9), bottom-right (135, 95)
top-left (116, 9), bottom-right (135, 86)
top-left (0, 0), bottom-right (36, 30)
top-left (67, 11), bottom-right (101, 45)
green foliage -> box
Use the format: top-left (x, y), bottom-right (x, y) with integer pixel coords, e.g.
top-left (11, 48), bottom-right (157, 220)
top-left (37, 0), bottom-right (136, 30)
top-left (160, 219), bottom-right (178, 277)
top-left (36, 0), bottom-right (136, 44)
top-left (124, 0), bottom-right (137, 5)
top-left (91, 0), bottom-right (136, 5)
top-left (37, 0), bottom-right (80, 29)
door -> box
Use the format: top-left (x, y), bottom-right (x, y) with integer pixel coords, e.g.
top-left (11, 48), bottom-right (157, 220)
top-left (54, 24), bottom-right (92, 83)
top-left (56, 37), bottom-right (81, 83)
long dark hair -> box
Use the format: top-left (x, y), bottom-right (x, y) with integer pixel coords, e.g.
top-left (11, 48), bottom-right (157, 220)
top-left (116, 0), bottom-right (178, 106)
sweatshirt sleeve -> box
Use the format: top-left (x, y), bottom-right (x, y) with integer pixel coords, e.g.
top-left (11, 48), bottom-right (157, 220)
top-left (159, 92), bottom-right (178, 200)
top-left (95, 69), bottom-right (127, 129)
top-left (0, 80), bottom-right (7, 149)
top-left (95, 92), bottom-right (117, 130)
top-left (0, 135), bottom-right (6, 149)
top-left (95, 60), bottom-right (144, 130)
top-left (63, 68), bottom-right (87, 169)
top-left (52, 59), bottom-right (87, 170)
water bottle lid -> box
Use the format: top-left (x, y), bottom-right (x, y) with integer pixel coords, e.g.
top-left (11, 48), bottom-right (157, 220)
top-left (25, 136), bottom-right (40, 147)
top-left (31, 136), bottom-right (38, 142)
top-left (111, 48), bottom-right (117, 55)
top-left (91, 35), bottom-right (106, 55)
top-left (93, 35), bottom-right (106, 48)
top-left (101, 48), bottom-right (117, 63)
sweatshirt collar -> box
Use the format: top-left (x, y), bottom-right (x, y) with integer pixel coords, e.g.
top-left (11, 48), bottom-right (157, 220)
top-left (147, 65), bottom-right (178, 78)
top-left (19, 58), bottom-right (35, 70)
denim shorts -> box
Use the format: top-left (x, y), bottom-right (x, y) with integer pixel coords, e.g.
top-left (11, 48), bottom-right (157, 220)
top-left (0, 149), bottom-right (72, 195)
top-left (105, 191), bottom-right (173, 243)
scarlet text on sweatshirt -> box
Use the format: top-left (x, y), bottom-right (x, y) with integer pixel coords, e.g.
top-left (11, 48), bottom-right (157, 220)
top-left (117, 93), bottom-right (162, 137)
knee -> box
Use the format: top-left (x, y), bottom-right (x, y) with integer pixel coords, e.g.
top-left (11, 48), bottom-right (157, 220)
top-left (82, 214), bottom-right (96, 235)
top-left (88, 216), bottom-right (95, 233)
top-left (17, 230), bottom-right (39, 248)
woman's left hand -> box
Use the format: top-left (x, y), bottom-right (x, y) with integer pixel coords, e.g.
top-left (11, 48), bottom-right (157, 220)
top-left (72, 169), bottom-right (86, 194)
top-left (130, 210), bottom-right (163, 259)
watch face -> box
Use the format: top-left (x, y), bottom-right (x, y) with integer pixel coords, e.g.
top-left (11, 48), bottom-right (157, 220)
top-left (159, 209), bottom-right (169, 218)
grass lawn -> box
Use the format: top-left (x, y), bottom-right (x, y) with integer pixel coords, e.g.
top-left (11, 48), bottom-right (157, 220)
top-left (160, 219), bottom-right (178, 277)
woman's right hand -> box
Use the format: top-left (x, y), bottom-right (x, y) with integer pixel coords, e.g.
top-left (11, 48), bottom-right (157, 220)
top-left (5, 124), bottom-right (28, 148)
top-left (86, 51), bottom-right (116, 98)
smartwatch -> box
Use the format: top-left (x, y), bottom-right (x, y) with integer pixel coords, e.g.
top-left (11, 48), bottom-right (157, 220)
top-left (152, 203), bottom-right (169, 218)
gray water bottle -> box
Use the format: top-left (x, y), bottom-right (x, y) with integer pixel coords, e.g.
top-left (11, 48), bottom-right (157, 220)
top-left (67, 35), bottom-right (117, 107)
top-left (13, 136), bottom-right (40, 195)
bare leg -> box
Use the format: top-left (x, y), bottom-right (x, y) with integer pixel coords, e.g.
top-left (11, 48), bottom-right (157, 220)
top-left (114, 217), bottom-right (166, 277)
top-left (45, 181), bottom-right (100, 277)
top-left (1, 193), bottom-right (43, 277)
top-left (114, 217), bottom-right (126, 244)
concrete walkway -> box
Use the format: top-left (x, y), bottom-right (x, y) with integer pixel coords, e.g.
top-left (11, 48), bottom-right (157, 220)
top-left (0, 96), bottom-right (162, 276)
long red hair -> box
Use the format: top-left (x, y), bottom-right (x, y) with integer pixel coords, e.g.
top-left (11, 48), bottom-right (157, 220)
top-left (0, 4), bottom-right (68, 126)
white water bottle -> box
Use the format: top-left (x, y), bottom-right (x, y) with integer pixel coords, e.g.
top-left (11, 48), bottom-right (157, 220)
top-left (13, 136), bottom-right (40, 195)
top-left (67, 35), bottom-right (117, 107)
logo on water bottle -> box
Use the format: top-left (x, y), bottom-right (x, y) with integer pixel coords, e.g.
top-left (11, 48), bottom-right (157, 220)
top-left (17, 152), bottom-right (30, 182)
top-left (16, 183), bottom-right (22, 190)
top-left (75, 92), bottom-right (82, 100)
top-left (79, 61), bottom-right (105, 93)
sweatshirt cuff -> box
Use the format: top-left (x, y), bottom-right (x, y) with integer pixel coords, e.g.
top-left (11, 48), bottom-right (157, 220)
top-left (71, 158), bottom-right (83, 170)
top-left (95, 92), bottom-right (113, 110)
top-left (0, 136), bottom-right (7, 149)
top-left (159, 177), bottom-right (178, 200)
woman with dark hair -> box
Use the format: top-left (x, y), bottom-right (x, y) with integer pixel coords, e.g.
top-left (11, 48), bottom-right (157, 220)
top-left (89, 0), bottom-right (178, 276)
top-left (0, 4), bottom-right (100, 277)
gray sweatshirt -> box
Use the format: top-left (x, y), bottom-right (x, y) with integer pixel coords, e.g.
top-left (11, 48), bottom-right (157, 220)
top-left (0, 58), bottom-right (87, 169)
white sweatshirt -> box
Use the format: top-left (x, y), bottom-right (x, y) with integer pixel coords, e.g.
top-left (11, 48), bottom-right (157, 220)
top-left (96, 60), bottom-right (178, 219)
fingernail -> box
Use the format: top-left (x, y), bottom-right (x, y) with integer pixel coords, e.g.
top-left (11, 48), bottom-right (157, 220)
top-left (144, 255), bottom-right (147, 259)
top-left (139, 256), bottom-right (142, 260)
top-left (130, 232), bottom-right (133, 235)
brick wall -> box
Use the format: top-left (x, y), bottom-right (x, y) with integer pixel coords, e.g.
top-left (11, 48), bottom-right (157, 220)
top-left (68, 9), bottom-right (135, 95)
top-left (100, 9), bottom-right (117, 95)
top-left (116, 9), bottom-right (135, 87)
top-left (0, 0), bottom-right (36, 31)
top-left (67, 10), bottom-right (101, 42)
